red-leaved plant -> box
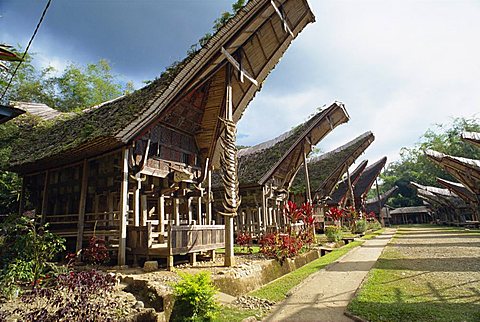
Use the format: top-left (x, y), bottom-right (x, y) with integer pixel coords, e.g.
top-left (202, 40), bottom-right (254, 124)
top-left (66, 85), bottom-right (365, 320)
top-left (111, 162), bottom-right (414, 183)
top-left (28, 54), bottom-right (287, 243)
top-left (82, 236), bottom-right (110, 266)
top-left (236, 231), bottom-right (253, 254)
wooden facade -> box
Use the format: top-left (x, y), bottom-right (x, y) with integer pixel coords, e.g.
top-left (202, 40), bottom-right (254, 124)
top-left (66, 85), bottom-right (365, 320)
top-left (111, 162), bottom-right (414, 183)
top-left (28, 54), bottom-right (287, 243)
top-left (8, 0), bottom-right (316, 267)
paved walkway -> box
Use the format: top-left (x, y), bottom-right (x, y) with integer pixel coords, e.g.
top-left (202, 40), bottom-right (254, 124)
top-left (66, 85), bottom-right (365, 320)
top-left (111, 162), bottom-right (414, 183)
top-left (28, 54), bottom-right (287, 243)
top-left (264, 228), bottom-right (396, 322)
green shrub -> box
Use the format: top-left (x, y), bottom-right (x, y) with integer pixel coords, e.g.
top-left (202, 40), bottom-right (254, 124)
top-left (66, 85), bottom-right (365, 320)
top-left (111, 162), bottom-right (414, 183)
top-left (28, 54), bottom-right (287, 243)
top-left (0, 213), bottom-right (65, 298)
top-left (353, 219), bottom-right (367, 234)
top-left (325, 226), bottom-right (343, 242)
top-left (171, 272), bottom-right (219, 321)
top-left (367, 220), bottom-right (382, 231)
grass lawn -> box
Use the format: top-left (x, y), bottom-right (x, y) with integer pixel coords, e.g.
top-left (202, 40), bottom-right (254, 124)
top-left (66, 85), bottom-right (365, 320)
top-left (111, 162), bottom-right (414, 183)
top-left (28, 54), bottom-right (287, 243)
top-left (348, 226), bottom-right (480, 322)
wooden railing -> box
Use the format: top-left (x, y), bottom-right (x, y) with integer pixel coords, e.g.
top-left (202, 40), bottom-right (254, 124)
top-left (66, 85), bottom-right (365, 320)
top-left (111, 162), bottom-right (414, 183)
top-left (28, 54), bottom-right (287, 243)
top-left (168, 224), bottom-right (225, 254)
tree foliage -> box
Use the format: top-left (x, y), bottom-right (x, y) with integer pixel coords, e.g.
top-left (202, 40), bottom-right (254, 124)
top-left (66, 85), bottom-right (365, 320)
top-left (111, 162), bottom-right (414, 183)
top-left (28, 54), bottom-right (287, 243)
top-left (380, 117), bottom-right (480, 208)
top-left (1, 53), bottom-right (132, 112)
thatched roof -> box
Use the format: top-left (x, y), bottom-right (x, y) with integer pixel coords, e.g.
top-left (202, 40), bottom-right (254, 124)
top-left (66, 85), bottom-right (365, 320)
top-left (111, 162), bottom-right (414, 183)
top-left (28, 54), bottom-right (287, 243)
top-left (0, 104), bottom-right (24, 124)
top-left (214, 101), bottom-right (350, 188)
top-left (365, 186), bottom-right (399, 214)
top-left (425, 150), bottom-right (480, 195)
top-left (436, 177), bottom-right (478, 204)
top-left (8, 0), bottom-right (315, 174)
top-left (292, 131), bottom-right (375, 198)
top-left (461, 132), bottom-right (480, 148)
top-left (390, 206), bottom-right (430, 215)
top-left (328, 160), bottom-right (368, 205)
top-left (353, 156), bottom-right (387, 208)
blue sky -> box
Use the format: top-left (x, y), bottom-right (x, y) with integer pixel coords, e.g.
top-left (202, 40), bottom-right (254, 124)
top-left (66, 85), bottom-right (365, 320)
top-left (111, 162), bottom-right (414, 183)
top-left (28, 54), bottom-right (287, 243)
top-left (1, 0), bottom-right (480, 167)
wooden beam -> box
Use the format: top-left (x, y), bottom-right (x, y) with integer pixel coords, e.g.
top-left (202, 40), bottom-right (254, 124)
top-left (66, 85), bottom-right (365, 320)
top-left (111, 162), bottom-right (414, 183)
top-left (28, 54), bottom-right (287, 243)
top-left (221, 47), bottom-right (258, 86)
top-left (118, 148), bottom-right (129, 266)
top-left (76, 161), bottom-right (88, 252)
top-left (206, 169), bottom-right (212, 224)
top-left (270, 0), bottom-right (294, 37)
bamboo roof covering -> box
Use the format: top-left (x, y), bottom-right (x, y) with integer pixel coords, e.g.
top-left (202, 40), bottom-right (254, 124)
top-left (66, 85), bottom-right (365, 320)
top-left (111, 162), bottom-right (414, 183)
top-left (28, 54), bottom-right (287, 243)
top-left (214, 102), bottom-right (350, 188)
top-left (328, 160), bottom-right (368, 205)
top-left (353, 156), bottom-right (387, 209)
top-left (0, 104), bottom-right (24, 124)
top-left (436, 177), bottom-right (478, 204)
top-left (462, 132), bottom-right (480, 148)
top-left (11, 101), bottom-right (66, 121)
top-left (425, 150), bottom-right (480, 195)
top-left (8, 0), bottom-right (315, 174)
top-left (292, 131), bottom-right (375, 199)
top-left (365, 186), bottom-right (399, 213)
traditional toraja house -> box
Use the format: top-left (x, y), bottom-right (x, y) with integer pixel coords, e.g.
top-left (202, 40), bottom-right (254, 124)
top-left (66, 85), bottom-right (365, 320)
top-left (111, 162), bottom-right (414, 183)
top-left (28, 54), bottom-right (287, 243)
top-left (425, 150), bottom-right (480, 196)
top-left (327, 160), bottom-right (368, 207)
top-left (6, 0), bottom-right (316, 267)
top-left (389, 206), bottom-right (431, 225)
top-left (436, 178), bottom-right (479, 222)
top-left (293, 131), bottom-right (375, 202)
top-left (410, 182), bottom-right (472, 225)
top-left (352, 156), bottom-right (387, 211)
top-left (365, 186), bottom-right (398, 216)
top-left (212, 102), bottom-right (350, 236)
top-left (461, 131), bottom-right (480, 148)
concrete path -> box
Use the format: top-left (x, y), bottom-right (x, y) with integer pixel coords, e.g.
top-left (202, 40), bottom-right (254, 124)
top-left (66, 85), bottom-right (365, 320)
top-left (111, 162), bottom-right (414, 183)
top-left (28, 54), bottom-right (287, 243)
top-left (264, 228), bottom-right (396, 322)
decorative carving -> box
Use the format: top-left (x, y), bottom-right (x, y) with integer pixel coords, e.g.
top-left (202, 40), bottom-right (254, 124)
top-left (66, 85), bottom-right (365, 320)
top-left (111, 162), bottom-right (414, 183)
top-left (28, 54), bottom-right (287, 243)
top-left (219, 117), bottom-right (241, 217)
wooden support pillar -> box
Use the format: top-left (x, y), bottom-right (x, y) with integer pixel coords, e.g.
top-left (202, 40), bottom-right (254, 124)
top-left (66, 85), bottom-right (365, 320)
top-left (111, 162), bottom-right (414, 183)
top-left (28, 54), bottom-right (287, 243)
top-left (76, 161), bottom-right (88, 253)
top-left (118, 148), bottom-right (129, 266)
top-left (189, 252), bottom-right (197, 266)
top-left (346, 165), bottom-right (355, 208)
top-left (133, 176), bottom-right (141, 226)
top-left (173, 198), bottom-right (180, 225)
top-left (107, 192), bottom-right (114, 227)
top-left (206, 169), bottom-right (212, 224)
top-left (303, 149), bottom-right (312, 203)
top-left (197, 196), bottom-right (202, 224)
top-left (41, 170), bottom-right (49, 223)
top-left (187, 197), bottom-right (193, 224)
top-left (158, 195), bottom-right (165, 234)
top-left (141, 195), bottom-right (148, 226)
top-left (167, 221), bottom-right (174, 271)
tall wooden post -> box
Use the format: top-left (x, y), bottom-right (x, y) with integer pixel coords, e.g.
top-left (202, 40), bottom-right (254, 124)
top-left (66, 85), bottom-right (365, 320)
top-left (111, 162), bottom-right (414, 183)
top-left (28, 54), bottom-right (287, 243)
top-left (173, 197), bottom-right (180, 225)
top-left (141, 195), bottom-right (148, 226)
top-left (118, 148), bottom-right (129, 266)
top-left (133, 176), bottom-right (141, 226)
top-left (158, 195), bottom-right (165, 234)
top-left (197, 196), bottom-right (202, 224)
top-left (303, 149), bottom-right (312, 203)
top-left (41, 170), bottom-right (50, 224)
top-left (346, 164), bottom-right (355, 208)
top-left (76, 161), bottom-right (88, 252)
top-left (206, 169), bottom-right (212, 224)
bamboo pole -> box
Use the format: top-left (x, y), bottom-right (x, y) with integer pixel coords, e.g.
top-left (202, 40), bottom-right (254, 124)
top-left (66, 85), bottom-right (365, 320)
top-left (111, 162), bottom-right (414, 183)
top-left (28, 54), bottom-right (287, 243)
top-left (41, 170), bottom-right (49, 224)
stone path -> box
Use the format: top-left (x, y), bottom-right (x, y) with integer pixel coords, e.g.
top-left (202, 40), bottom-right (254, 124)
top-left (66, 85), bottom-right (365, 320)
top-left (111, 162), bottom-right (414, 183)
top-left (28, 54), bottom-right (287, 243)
top-left (263, 228), bottom-right (396, 322)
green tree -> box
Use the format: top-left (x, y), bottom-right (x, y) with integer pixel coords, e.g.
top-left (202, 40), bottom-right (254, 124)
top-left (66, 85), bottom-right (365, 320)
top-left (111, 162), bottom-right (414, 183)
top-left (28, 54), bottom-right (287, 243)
top-left (379, 117), bottom-right (480, 207)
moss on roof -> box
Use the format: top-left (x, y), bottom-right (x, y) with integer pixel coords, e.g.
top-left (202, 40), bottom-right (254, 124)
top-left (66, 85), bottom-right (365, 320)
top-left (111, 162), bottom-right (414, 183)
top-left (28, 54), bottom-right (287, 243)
top-left (292, 132), bottom-right (374, 195)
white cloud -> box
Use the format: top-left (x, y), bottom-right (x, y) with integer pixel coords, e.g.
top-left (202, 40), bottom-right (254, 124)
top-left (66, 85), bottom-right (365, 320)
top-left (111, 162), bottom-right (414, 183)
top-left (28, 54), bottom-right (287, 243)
top-left (241, 0), bottom-right (480, 166)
